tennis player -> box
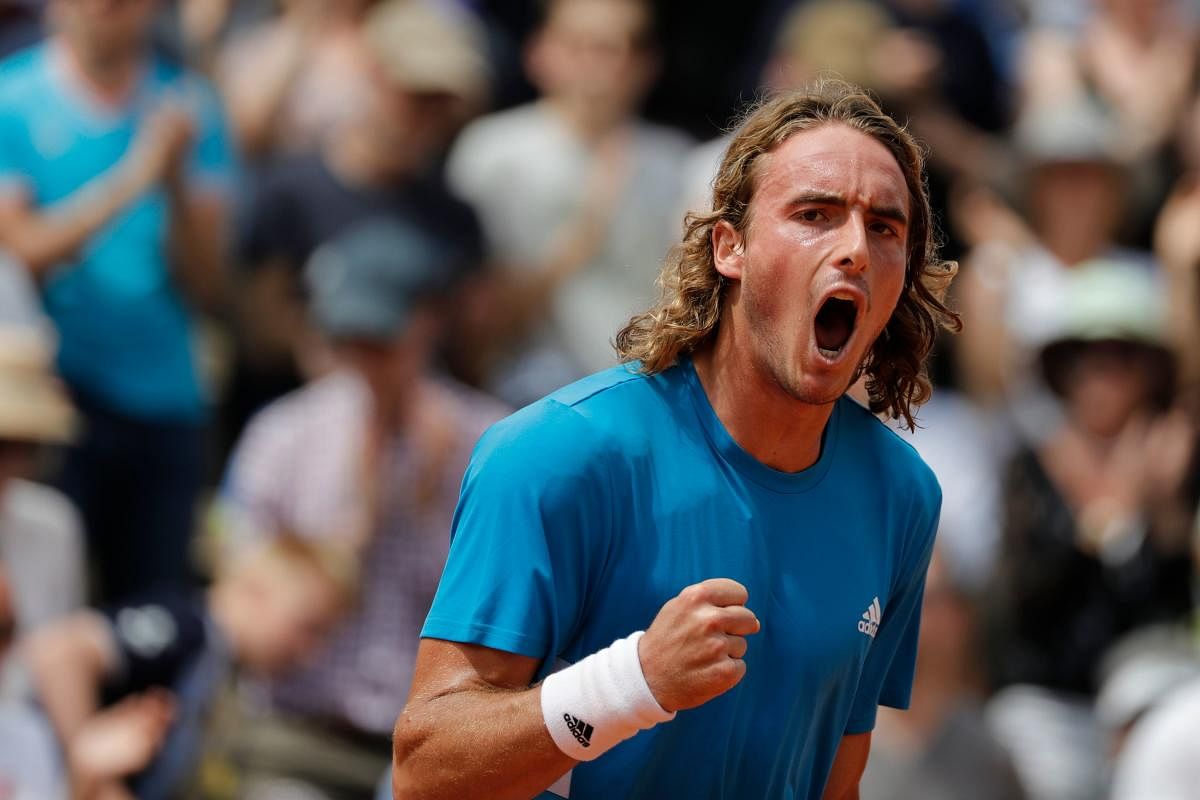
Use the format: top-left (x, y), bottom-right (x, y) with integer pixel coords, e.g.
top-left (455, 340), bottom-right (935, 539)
top-left (392, 79), bottom-right (960, 800)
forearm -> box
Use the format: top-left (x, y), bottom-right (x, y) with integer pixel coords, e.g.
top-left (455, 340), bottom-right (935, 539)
top-left (393, 684), bottom-right (575, 800)
top-left (2, 167), bottom-right (146, 276)
top-left (23, 636), bottom-right (103, 745)
top-left (166, 183), bottom-right (226, 308)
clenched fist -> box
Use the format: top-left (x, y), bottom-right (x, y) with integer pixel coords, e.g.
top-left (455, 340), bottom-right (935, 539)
top-left (638, 578), bottom-right (760, 713)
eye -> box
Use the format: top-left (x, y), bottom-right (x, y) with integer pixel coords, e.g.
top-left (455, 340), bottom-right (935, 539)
top-left (796, 209), bottom-right (828, 223)
top-left (869, 221), bottom-right (899, 238)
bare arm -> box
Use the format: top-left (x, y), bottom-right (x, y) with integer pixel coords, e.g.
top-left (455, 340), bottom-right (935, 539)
top-left (392, 639), bottom-right (575, 800)
top-left (165, 177), bottom-right (227, 309)
top-left (0, 104), bottom-right (194, 279)
top-left (216, 24), bottom-right (310, 159)
top-left (21, 611), bottom-right (118, 745)
top-left (0, 171), bottom-right (149, 278)
top-left (821, 733), bottom-right (871, 800)
top-left (394, 578), bottom-right (759, 800)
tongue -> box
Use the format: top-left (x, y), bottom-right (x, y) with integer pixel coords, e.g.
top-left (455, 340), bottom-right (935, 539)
top-left (815, 307), bottom-right (852, 351)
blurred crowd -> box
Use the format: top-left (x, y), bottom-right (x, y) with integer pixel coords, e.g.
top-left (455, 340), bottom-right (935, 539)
top-left (0, 0), bottom-right (1198, 798)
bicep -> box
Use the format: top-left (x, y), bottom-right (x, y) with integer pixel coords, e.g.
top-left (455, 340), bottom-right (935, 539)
top-left (408, 638), bottom-right (542, 703)
top-left (822, 732), bottom-right (871, 800)
top-left (24, 610), bottom-right (120, 678)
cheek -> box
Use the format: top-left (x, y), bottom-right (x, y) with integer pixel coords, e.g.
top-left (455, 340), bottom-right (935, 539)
top-left (872, 257), bottom-right (908, 317)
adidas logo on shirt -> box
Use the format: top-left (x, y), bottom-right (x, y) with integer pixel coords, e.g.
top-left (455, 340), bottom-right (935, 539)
top-left (858, 597), bottom-right (882, 639)
top-left (563, 713), bottom-right (594, 748)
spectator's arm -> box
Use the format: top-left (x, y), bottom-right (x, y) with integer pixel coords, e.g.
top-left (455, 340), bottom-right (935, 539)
top-left (0, 103), bottom-right (193, 278)
top-left (21, 611), bottom-right (119, 747)
top-left (165, 176), bottom-right (227, 309)
top-left (0, 170), bottom-right (149, 277)
top-left (215, 25), bottom-right (309, 158)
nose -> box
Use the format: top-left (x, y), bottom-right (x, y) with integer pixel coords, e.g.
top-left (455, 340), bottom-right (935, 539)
top-left (835, 213), bottom-right (870, 275)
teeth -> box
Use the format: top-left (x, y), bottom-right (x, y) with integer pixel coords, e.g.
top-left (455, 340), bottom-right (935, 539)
top-left (818, 346), bottom-right (841, 358)
top-left (830, 290), bottom-right (857, 302)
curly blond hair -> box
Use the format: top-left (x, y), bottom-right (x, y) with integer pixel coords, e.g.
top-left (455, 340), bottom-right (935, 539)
top-left (614, 79), bottom-right (960, 430)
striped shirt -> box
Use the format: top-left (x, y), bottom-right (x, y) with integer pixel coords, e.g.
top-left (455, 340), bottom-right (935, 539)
top-left (221, 369), bottom-right (507, 734)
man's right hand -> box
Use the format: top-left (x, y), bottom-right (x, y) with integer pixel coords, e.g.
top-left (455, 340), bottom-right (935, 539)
top-left (638, 578), bottom-right (760, 713)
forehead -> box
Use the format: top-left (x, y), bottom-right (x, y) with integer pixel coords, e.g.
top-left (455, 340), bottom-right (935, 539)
top-left (548, 0), bottom-right (649, 38)
top-left (753, 123), bottom-right (911, 213)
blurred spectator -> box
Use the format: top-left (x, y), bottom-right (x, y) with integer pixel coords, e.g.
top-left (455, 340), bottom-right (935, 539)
top-left (222, 0), bottom-right (488, 454)
top-left (1110, 676), bottom-right (1200, 800)
top-left (0, 0), bottom-right (236, 601)
top-left (1095, 627), bottom-right (1200, 761)
top-left (898, 388), bottom-right (1008, 592)
top-left (216, 0), bottom-right (378, 160)
top-left (0, 258), bottom-right (83, 644)
top-left (1019, 0), bottom-right (1197, 247)
top-left (4, 534), bottom-right (352, 800)
top-left (954, 97), bottom-right (1150, 409)
top-left (862, 551), bottom-right (1026, 800)
top-left (679, 0), bottom-right (895, 217)
top-left (219, 220), bottom-right (507, 800)
top-left (0, 0), bottom-right (43, 61)
top-left (681, 0), bottom-right (1012, 261)
top-left (983, 261), bottom-right (1197, 800)
top-left (447, 0), bottom-right (690, 405)
top-left (1021, 0), bottom-right (1195, 166)
top-left (1154, 170), bottom-right (1200, 393)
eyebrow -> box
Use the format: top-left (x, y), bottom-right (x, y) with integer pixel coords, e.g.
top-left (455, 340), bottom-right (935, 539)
top-left (788, 192), bottom-right (909, 227)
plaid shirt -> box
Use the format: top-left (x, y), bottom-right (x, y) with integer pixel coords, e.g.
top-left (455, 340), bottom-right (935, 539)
top-left (221, 369), bottom-right (507, 734)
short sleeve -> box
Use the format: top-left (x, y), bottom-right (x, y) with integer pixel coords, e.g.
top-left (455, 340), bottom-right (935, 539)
top-left (0, 100), bottom-right (30, 197)
top-left (101, 593), bottom-right (208, 700)
top-left (421, 400), bottom-right (616, 667)
top-left (845, 488), bottom-right (941, 734)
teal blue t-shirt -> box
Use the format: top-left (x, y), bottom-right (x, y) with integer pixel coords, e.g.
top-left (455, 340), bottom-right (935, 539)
top-left (0, 43), bottom-right (235, 421)
top-left (422, 360), bottom-right (941, 800)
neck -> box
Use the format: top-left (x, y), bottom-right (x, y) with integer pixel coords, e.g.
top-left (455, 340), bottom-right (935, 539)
top-left (57, 35), bottom-right (143, 102)
top-left (544, 95), bottom-right (628, 142)
top-left (1040, 230), bottom-right (1107, 268)
top-left (324, 129), bottom-right (393, 189)
top-left (692, 322), bottom-right (834, 474)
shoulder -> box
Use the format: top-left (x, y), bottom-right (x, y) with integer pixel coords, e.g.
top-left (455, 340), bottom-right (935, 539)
top-left (838, 398), bottom-right (942, 522)
top-left (1, 479), bottom-right (82, 538)
top-left (0, 44), bottom-right (45, 104)
top-left (460, 103), bottom-right (543, 144)
top-left (632, 119), bottom-right (692, 159)
top-left (450, 103), bottom-right (547, 169)
top-left (253, 154), bottom-right (326, 197)
top-left (471, 365), bottom-right (651, 479)
top-left (231, 373), bottom-right (355, 465)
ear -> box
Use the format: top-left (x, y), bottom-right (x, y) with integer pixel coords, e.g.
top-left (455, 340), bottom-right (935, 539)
top-left (712, 219), bottom-right (746, 281)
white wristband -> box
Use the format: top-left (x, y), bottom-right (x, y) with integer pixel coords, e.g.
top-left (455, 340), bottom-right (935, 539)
top-left (539, 630), bottom-right (676, 761)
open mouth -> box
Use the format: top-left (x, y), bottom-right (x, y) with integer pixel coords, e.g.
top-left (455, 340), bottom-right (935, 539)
top-left (814, 295), bottom-right (859, 359)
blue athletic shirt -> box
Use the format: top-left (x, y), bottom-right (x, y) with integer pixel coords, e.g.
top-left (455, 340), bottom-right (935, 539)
top-left (422, 359), bottom-right (941, 800)
top-left (0, 43), bottom-right (235, 421)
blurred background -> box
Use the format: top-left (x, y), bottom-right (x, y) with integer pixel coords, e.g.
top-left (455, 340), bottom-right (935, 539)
top-left (0, 0), bottom-right (1198, 798)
